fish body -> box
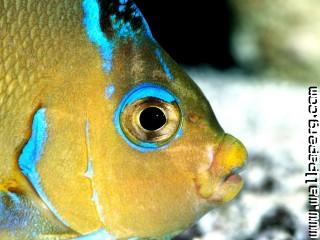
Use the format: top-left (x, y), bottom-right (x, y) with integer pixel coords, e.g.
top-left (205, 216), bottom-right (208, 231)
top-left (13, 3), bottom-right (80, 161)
top-left (0, 0), bottom-right (247, 239)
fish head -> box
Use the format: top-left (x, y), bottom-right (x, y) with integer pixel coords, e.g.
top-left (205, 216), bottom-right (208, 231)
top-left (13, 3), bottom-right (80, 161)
top-left (99, 44), bottom-right (248, 237)
top-left (18, 0), bottom-right (247, 238)
top-left (84, 1), bottom-right (248, 235)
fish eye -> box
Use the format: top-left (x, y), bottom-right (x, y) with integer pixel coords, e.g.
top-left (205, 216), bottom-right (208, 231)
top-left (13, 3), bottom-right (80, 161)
top-left (121, 97), bottom-right (181, 144)
top-left (114, 83), bottom-right (183, 152)
top-left (139, 106), bottom-right (167, 131)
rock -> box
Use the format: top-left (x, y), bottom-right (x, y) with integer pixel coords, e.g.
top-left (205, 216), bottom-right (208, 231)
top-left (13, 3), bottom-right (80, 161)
top-left (256, 206), bottom-right (296, 238)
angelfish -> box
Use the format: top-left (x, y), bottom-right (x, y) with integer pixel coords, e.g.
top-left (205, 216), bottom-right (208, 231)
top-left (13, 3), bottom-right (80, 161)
top-left (0, 0), bottom-right (247, 239)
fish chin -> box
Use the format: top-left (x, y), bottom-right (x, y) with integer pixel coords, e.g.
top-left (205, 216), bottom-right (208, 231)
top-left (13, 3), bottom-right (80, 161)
top-left (194, 134), bottom-right (247, 204)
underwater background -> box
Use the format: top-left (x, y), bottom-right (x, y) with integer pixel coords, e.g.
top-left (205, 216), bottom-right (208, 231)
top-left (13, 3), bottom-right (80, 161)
top-left (136, 0), bottom-right (316, 239)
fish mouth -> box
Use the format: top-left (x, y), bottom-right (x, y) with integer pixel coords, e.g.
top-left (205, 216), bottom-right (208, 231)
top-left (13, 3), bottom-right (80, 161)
top-left (194, 134), bottom-right (247, 204)
top-left (223, 164), bottom-right (246, 183)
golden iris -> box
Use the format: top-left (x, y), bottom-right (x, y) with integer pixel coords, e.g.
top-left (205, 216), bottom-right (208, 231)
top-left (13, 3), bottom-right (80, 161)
top-left (120, 97), bottom-right (182, 146)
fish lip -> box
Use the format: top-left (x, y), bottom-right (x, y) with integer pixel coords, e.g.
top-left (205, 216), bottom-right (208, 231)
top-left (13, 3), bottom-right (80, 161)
top-left (194, 133), bottom-right (247, 202)
top-left (217, 133), bottom-right (248, 181)
top-left (223, 163), bottom-right (247, 182)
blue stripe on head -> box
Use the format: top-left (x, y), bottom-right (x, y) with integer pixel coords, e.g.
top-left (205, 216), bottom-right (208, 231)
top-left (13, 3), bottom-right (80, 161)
top-left (109, 0), bottom-right (156, 42)
top-left (83, 0), bottom-right (113, 73)
top-left (114, 83), bottom-right (182, 152)
top-left (155, 48), bottom-right (174, 81)
top-left (110, 14), bottom-right (137, 40)
top-left (129, 2), bottom-right (155, 42)
top-left (18, 108), bottom-right (68, 226)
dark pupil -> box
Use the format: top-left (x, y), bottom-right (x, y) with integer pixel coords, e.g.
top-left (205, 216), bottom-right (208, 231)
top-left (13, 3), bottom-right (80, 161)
top-left (139, 107), bottom-right (167, 131)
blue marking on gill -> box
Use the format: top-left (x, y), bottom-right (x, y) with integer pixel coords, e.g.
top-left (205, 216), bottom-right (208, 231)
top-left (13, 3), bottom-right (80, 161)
top-left (155, 48), bottom-right (174, 80)
top-left (84, 156), bottom-right (93, 179)
top-left (18, 109), bottom-right (68, 226)
top-left (91, 190), bottom-right (105, 224)
top-left (83, 0), bottom-right (113, 73)
top-left (84, 121), bottom-right (106, 224)
top-left (73, 229), bottom-right (116, 240)
top-left (114, 83), bottom-right (182, 152)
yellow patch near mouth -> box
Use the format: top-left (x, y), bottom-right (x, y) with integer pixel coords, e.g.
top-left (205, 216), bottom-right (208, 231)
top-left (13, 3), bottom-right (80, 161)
top-left (194, 134), bottom-right (247, 203)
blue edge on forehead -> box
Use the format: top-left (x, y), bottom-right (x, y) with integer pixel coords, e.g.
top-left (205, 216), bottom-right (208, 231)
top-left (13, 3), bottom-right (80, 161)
top-left (114, 83), bottom-right (183, 153)
top-left (82, 0), bottom-right (173, 80)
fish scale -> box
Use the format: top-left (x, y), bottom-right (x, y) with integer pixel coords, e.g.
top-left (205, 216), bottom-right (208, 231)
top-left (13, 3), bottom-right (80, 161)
top-left (0, 0), bottom-right (83, 180)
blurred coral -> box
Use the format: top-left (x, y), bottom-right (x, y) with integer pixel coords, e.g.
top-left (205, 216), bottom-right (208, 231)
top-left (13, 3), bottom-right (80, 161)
top-left (229, 0), bottom-right (320, 83)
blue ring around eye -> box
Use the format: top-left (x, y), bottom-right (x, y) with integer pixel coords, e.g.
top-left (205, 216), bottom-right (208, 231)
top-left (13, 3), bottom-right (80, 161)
top-left (113, 83), bottom-right (183, 152)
